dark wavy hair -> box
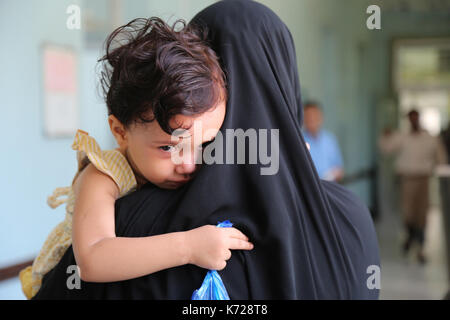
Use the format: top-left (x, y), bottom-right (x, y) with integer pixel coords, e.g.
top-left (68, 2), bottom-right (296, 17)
top-left (99, 17), bottom-right (226, 133)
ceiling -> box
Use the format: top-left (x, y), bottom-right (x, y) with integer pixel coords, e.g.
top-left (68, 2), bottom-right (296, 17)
top-left (378, 0), bottom-right (450, 13)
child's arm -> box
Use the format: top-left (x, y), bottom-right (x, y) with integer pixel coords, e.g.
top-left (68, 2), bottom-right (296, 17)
top-left (72, 163), bottom-right (253, 283)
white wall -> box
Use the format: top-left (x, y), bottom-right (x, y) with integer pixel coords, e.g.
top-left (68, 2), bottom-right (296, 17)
top-left (0, 0), bottom-right (113, 267)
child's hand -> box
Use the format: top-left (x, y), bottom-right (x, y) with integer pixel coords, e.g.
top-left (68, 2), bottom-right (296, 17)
top-left (185, 225), bottom-right (254, 270)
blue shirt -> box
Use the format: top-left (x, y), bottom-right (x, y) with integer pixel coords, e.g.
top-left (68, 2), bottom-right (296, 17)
top-left (303, 129), bottom-right (343, 180)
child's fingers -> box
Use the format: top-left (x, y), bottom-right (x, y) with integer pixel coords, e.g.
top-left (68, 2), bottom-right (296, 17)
top-left (228, 238), bottom-right (254, 250)
top-left (223, 227), bottom-right (249, 241)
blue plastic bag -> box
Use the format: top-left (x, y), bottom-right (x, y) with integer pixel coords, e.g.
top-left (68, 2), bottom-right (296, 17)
top-left (191, 220), bottom-right (232, 300)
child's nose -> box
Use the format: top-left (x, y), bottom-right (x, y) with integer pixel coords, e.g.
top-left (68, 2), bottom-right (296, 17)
top-left (175, 152), bottom-right (198, 175)
top-left (176, 161), bottom-right (197, 175)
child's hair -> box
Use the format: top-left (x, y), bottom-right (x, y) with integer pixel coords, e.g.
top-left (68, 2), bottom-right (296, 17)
top-left (99, 17), bottom-right (226, 133)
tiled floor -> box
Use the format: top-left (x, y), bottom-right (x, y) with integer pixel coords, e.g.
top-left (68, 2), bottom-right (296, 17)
top-left (377, 206), bottom-right (449, 299)
top-left (1, 207), bottom-right (448, 300)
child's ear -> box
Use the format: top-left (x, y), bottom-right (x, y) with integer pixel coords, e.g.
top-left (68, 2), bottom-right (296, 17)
top-left (108, 115), bottom-right (128, 148)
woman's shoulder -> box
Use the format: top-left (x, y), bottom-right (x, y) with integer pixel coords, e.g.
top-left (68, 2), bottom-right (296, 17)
top-left (321, 180), bottom-right (375, 230)
top-left (321, 179), bottom-right (381, 299)
top-left (321, 179), bottom-right (379, 255)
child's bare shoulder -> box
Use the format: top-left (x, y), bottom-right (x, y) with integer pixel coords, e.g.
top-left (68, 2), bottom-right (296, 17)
top-left (73, 163), bottom-right (120, 199)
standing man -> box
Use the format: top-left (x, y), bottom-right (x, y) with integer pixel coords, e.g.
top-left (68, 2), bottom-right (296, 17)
top-left (302, 101), bottom-right (344, 182)
top-left (379, 109), bottom-right (447, 264)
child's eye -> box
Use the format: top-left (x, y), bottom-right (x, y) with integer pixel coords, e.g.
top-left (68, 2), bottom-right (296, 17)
top-left (159, 145), bottom-right (176, 152)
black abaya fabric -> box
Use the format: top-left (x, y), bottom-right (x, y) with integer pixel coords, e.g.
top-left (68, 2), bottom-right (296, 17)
top-left (34, 0), bottom-right (380, 299)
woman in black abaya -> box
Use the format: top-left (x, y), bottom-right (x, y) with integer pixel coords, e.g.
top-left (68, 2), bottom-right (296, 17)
top-left (34, 0), bottom-right (380, 299)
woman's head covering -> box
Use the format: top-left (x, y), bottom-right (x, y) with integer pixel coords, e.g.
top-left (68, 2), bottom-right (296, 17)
top-left (34, 0), bottom-right (380, 299)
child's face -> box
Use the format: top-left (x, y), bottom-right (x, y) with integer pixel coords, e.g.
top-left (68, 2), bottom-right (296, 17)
top-left (109, 99), bottom-right (226, 189)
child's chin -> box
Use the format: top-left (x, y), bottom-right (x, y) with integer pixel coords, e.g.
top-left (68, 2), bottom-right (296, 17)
top-left (159, 181), bottom-right (187, 189)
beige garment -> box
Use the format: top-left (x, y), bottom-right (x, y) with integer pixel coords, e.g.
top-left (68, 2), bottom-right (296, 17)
top-left (19, 130), bottom-right (137, 299)
top-left (400, 175), bottom-right (430, 229)
top-left (378, 129), bottom-right (448, 175)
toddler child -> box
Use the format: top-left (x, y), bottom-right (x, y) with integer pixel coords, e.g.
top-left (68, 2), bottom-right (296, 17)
top-left (19, 17), bottom-right (253, 299)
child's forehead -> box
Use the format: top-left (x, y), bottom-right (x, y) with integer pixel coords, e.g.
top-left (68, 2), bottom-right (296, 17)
top-left (170, 115), bottom-right (195, 131)
top-left (131, 115), bottom-right (194, 140)
top-left (133, 101), bottom-right (225, 141)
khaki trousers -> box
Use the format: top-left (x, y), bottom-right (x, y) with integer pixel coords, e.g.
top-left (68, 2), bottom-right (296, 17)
top-left (400, 175), bottom-right (430, 230)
